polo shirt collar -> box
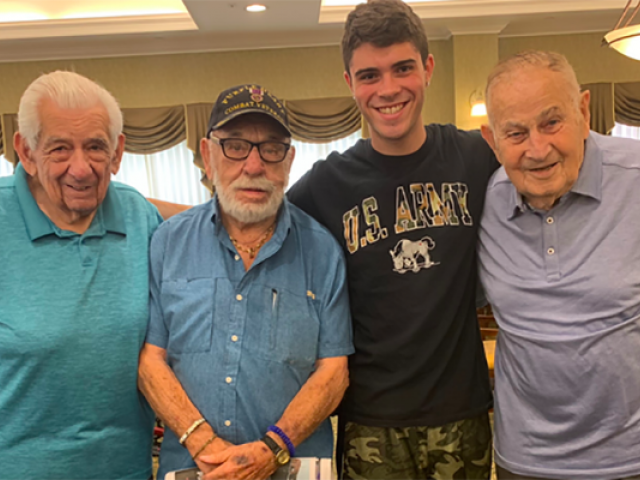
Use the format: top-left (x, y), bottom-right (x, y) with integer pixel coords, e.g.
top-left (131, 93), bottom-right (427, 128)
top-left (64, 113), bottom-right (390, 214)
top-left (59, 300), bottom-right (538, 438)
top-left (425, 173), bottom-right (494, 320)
top-left (500, 133), bottom-right (602, 220)
top-left (14, 163), bottom-right (55, 241)
top-left (14, 163), bottom-right (127, 240)
top-left (99, 183), bottom-right (128, 236)
top-left (569, 134), bottom-right (602, 202)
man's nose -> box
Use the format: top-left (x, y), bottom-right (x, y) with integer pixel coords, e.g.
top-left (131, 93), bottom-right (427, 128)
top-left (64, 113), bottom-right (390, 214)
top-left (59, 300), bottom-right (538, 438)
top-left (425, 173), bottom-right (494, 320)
top-left (67, 149), bottom-right (94, 179)
top-left (378, 73), bottom-right (401, 98)
top-left (526, 130), bottom-right (553, 161)
top-left (242, 145), bottom-right (266, 176)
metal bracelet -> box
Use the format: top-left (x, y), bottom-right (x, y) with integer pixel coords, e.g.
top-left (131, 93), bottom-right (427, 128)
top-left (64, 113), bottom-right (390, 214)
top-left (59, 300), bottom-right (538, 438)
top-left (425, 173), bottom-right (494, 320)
top-left (179, 417), bottom-right (206, 445)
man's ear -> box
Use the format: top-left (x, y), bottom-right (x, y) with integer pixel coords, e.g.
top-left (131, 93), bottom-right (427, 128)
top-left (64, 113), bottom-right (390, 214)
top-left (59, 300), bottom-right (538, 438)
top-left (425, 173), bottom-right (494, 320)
top-left (201, 137), bottom-right (215, 182)
top-left (344, 71), bottom-right (354, 93)
top-left (423, 54), bottom-right (435, 87)
top-left (287, 145), bottom-right (296, 170)
top-left (480, 124), bottom-right (501, 163)
top-left (579, 89), bottom-right (591, 139)
top-left (14, 132), bottom-right (37, 176)
top-left (110, 133), bottom-right (125, 175)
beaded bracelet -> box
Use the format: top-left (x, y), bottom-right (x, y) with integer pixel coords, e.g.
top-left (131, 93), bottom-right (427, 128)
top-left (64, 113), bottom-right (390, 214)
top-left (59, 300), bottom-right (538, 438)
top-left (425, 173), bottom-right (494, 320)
top-left (193, 432), bottom-right (218, 460)
top-left (268, 425), bottom-right (295, 457)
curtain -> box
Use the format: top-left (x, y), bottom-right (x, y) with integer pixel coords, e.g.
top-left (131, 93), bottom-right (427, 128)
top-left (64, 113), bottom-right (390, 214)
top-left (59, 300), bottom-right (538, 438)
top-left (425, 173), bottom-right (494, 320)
top-left (1, 114), bottom-right (18, 165)
top-left (185, 103), bottom-right (214, 192)
top-left (285, 97), bottom-right (361, 142)
top-left (612, 123), bottom-right (640, 140)
top-left (0, 157), bottom-right (13, 177)
top-left (115, 141), bottom-right (210, 205)
top-left (614, 82), bottom-right (640, 128)
top-left (121, 106), bottom-right (185, 154)
top-left (582, 83), bottom-right (615, 135)
top-left (290, 130), bottom-right (362, 187)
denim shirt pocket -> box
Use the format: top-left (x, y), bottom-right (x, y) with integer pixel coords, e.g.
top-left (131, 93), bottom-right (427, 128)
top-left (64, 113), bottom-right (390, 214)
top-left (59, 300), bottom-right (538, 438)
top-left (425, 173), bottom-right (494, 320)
top-left (251, 287), bottom-right (320, 368)
top-left (162, 278), bottom-right (214, 354)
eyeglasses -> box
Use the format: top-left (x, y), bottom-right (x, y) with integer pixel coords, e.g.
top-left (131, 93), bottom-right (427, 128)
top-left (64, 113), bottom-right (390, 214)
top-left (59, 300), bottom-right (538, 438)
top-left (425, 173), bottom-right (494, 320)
top-left (210, 136), bottom-right (291, 163)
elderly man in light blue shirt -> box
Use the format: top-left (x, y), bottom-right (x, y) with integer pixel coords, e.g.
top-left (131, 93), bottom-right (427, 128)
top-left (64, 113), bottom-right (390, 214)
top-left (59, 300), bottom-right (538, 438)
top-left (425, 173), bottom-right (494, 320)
top-left (138, 84), bottom-right (353, 480)
top-left (478, 50), bottom-right (640, 480)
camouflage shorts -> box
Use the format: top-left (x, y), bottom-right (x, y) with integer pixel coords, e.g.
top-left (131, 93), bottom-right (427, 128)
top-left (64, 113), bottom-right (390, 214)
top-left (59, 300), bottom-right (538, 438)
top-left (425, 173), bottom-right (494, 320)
top-left (341, 413), bottom-right (492, 480)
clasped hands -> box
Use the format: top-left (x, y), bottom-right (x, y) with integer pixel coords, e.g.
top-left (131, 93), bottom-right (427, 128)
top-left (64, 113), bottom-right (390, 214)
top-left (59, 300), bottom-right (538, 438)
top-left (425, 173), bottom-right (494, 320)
top-left (196, 438), bottom-right (279, 480)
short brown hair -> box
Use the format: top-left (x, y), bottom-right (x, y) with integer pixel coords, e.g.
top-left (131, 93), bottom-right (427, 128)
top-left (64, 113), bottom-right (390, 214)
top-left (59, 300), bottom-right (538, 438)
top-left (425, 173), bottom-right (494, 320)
top-left (341, 0), bottom-right (429, 74)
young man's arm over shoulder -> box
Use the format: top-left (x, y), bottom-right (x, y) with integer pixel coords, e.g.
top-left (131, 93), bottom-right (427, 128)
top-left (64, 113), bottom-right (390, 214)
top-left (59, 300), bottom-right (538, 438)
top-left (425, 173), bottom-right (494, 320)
top-left (147, 198), bottom-right (191, 220)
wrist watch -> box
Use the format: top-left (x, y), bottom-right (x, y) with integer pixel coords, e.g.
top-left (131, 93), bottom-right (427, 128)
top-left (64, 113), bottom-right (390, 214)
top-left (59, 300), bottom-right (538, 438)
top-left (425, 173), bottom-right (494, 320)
top-left (260, 435), bottom-right (291, 465)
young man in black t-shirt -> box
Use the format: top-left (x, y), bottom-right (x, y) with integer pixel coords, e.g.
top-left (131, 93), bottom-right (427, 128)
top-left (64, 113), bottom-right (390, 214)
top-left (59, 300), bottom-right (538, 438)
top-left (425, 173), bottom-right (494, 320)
top-left (287, 1), bottom-right (498, 479)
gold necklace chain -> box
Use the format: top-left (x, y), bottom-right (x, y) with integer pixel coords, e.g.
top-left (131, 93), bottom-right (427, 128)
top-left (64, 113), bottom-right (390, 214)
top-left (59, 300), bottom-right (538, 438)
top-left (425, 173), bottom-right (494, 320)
top-left (229, 224), bottom-right (275, 259)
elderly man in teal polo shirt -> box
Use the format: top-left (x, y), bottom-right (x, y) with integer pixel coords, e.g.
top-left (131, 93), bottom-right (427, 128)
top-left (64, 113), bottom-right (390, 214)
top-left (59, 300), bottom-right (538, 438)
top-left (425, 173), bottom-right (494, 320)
top-left (0, 71), bottom-right (162, 479)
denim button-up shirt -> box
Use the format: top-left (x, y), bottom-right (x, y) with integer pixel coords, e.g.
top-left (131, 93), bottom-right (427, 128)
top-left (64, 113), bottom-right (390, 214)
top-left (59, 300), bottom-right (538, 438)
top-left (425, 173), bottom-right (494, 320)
top-left (146, 198), bottom-right (353, 477)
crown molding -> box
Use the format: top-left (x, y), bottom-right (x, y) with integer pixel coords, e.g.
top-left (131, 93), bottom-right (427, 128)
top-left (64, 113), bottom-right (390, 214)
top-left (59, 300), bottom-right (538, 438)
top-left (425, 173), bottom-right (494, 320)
top-left (0, 13), bottom-right (196, 40)
top-left (0, 28), bottom-right (345, 63)
top-left (319, 0), bottom-right (629, 23)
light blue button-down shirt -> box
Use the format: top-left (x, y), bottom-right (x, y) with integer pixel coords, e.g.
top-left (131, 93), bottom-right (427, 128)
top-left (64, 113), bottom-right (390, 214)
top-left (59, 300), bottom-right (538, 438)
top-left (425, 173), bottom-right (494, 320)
top-left (146, 197), bottom-right (353, 478)
top-left (479, 132), bottom-right (640, 479)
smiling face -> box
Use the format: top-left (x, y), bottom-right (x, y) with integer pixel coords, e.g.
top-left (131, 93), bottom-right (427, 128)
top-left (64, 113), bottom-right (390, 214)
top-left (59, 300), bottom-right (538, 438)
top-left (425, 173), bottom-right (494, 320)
top-left (481, 66), bottom-right (591, 211)
top-left (345, 41), bottom-right (434, 156)
top-left (15, 97), bottom-right (123, 232)
top-left (202, 114), bottom-right (294, 226)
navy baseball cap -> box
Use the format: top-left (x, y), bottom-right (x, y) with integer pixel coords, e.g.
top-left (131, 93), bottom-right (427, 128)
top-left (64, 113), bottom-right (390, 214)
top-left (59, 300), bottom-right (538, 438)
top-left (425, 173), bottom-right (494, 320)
top-left (207, 84), bottom-right (291, 136)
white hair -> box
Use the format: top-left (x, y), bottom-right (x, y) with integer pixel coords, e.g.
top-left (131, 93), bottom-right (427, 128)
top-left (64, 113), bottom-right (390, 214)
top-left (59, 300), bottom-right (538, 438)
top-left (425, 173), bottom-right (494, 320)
top-left (17, 71), bottom-right (123, 150)
top-left (485, 50), bottom-right (582, 126)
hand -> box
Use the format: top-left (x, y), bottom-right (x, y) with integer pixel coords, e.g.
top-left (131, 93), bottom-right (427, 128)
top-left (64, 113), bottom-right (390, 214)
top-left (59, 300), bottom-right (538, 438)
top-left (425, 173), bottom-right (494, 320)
top-left (199, 441), bottom-right (278, 480)
top-left (193, 437), bottom-right (234, 474)
top-left (290, 458), bottom-right (301, 476)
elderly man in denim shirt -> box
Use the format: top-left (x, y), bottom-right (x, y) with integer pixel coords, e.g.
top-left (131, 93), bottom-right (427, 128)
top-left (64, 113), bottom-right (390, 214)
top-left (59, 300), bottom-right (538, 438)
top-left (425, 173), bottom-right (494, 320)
top-left (138, 84), bottom-right (354, 480)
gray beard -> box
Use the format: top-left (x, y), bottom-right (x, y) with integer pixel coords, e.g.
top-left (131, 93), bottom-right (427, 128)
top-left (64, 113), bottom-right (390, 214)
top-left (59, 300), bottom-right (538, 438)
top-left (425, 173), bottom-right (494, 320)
top-left (214, 176), bottom-right (285, 224)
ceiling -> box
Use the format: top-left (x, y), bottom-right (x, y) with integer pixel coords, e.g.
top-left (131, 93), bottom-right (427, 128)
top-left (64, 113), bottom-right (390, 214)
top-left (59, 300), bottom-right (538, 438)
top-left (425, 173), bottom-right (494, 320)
top-left (0, 0), bottom-right (633, 63)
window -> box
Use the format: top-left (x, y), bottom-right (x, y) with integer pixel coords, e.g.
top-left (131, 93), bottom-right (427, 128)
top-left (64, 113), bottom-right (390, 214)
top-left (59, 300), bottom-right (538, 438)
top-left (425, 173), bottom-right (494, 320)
top-left (115, 141), bottom-right (210, 206)
top-left (114, 131), bottom-right (362, 202)
top-left (0, 156), bottom-right (13, 177)
top-left (289, 130), bottom-right (362, 188)
top-left (611, 123), bottom-right (640, 140)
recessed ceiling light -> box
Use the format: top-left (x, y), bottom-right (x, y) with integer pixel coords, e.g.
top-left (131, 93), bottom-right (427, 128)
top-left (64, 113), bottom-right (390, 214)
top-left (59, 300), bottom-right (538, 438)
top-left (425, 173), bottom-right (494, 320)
top-left (246, 4), bottom-right (267, 12)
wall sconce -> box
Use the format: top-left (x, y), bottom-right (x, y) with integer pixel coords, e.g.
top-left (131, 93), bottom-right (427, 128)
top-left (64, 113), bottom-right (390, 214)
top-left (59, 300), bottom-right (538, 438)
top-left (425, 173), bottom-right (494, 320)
top-left (470, 89), bottom-right (487, 117)
top-left (603, 0), bottom-right (640, 61)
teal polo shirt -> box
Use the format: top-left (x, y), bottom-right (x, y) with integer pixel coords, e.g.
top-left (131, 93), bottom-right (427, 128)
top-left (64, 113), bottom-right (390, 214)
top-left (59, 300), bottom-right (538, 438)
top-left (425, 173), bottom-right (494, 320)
top-left (0, 164), bottom-right (162, 479)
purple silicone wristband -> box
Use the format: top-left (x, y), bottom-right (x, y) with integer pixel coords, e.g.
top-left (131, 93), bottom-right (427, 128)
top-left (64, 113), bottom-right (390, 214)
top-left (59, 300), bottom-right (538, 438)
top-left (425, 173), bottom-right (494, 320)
top-left (268, 425), bottom-right (295, 457)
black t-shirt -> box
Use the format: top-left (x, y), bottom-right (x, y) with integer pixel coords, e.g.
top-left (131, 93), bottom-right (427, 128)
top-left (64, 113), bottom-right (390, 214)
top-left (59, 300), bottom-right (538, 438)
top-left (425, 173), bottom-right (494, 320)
top-left (287, 124), bottom-right (499, 427)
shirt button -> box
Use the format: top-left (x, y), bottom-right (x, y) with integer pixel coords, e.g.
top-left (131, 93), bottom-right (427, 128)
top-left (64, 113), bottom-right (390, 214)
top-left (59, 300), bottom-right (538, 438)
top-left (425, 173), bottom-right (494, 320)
top-left (231, 335), bottom-right (238, 342)
top-left (546, 217), bottom-right (554, 224)
top-left (225, 420), bottom-right (231, 427)
top-left (236, 294), bottom-right (243, 301)
top-left (234, 255), bottom-right (240, 261)
top-left (547, 247), bottom-right (555, 255)
top-left (225, 377), bottom-right (232, 384)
